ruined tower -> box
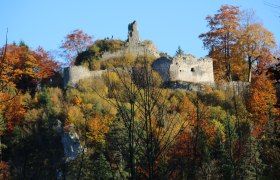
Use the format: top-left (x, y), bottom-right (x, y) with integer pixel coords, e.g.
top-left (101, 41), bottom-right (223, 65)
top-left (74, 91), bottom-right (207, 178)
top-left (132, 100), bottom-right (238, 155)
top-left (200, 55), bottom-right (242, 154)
top-left (128, 20), bottom-right (140, 43)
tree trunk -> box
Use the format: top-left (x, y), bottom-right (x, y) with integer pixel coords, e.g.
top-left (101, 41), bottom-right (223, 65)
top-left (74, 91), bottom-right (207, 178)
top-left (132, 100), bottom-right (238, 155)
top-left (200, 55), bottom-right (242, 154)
top-left (225, 32), bottom-right (232, 82)
top-left (248, 56), bottom-right (252, 82)
top-left (129, 99), bottom-right (135, 180)
top-left (0, 137), bottom-right (2, 161)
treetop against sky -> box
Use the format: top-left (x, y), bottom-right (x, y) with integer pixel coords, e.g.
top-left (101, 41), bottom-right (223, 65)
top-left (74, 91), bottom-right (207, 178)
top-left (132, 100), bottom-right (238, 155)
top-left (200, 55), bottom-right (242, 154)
top-left (0, 0), bottom-right (279, 58)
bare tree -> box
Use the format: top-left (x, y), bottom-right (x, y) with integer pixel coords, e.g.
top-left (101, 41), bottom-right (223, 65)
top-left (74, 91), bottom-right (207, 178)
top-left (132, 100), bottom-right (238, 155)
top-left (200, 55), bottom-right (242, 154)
top-left (96, 55), bottom-right (188, 179)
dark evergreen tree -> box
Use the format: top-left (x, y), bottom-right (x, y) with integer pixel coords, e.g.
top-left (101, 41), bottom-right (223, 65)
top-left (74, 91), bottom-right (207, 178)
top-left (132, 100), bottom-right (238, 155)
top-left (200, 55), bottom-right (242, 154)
top-left (175, 46), bottom-right (184, 56)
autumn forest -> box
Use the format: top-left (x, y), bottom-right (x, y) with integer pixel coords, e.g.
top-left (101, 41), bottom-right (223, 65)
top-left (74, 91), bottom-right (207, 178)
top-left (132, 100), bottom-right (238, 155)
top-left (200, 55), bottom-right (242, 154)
top-left (0, 5), bottom-right (280, 180)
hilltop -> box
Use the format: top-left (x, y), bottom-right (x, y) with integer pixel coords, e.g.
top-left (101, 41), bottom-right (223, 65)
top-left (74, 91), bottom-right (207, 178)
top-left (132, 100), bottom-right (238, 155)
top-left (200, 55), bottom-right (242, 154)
top-left (64, 21), bottom-right (216, 90)
top-left (0, 5), bottom-right (279, 179)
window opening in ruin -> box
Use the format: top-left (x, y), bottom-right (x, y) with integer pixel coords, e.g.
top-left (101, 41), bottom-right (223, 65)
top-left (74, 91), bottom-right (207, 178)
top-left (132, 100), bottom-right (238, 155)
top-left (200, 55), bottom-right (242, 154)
top-left (191, 68), bottom-right (195, 72)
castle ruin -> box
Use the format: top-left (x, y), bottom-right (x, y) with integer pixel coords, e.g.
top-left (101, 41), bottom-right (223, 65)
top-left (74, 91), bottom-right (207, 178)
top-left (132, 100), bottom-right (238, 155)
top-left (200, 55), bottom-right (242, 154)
top-left (169, 54), bottom-right (214, 83)
top-left (128, 20), bottom-right (141, 43)
top-left (63, 21), bottom-right (214, 86)
top-left (101, 21), bottom-right (159, 60)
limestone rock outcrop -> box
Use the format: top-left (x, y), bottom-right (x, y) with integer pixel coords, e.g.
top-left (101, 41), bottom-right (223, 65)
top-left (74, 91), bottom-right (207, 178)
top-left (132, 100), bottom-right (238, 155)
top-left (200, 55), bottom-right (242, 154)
top-left (61, 124), bottom-right (83, 161)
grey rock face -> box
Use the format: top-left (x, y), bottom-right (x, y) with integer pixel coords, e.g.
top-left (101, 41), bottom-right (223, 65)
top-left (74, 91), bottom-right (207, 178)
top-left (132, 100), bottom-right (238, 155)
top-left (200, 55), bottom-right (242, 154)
top-left (152, 57), bottom-right (172, 82)
top-left (128, 20), bottom-right (140, 43)
top-left (61, 124), bottom-right (82, 161)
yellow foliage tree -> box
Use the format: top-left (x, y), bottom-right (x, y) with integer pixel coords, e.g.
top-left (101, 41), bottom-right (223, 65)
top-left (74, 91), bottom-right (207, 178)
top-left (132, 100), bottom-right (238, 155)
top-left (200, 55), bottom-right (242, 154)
top-left (238, 22), bottom-right (276, 82)
top-left (87, 113), bottom-right (112, 145)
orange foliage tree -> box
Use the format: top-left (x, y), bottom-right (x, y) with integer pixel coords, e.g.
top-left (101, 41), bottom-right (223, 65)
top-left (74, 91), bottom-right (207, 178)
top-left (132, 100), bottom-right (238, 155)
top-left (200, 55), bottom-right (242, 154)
top-left (168, 94), bottom-right (216, 179)
top-left (0, 41), bottom-right (25, 136)
top-left (0, 161), bottom-right (10, 179)
top-left (248, 72), bottom-right (278, 136)
top-left (0, 40), bottom-right (57, 169)
top-left (2, 43), bottom-right (59, 92)
top-left (0, 41), bottom-right (15, 91)
top-left (60, 29), bottom-right (93, 64)
top-left (0, 93), bottom-right (25, 134)
top-left (199, 5), bottom-right (240, 81)
top-left (87, 113), bottom-right (112, 145)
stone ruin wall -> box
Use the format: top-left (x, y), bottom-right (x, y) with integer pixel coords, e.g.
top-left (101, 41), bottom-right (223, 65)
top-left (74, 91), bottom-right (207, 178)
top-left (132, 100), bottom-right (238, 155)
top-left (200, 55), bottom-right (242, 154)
top-left (63, 21), bottom-right (159, 87)
top-left (63, 21), bottom-right (215, 87)
top-left (64, 54), bottom-right (214, 87)
top-left (169, 55), bottom-right (214, 83)
top-left (101, 43), bottom-right (159, 61)
top-left (64, 66), bottom-right (106, 87)
top-left (102, 20), bottom-right (159, 61)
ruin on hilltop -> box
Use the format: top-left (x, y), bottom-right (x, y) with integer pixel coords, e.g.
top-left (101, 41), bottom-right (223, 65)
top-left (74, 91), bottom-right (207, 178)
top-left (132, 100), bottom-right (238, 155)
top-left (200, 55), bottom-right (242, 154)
top-left (63, 21), bottom-right (215, 87)
top-left (101, 20), bottom-right (160, 60)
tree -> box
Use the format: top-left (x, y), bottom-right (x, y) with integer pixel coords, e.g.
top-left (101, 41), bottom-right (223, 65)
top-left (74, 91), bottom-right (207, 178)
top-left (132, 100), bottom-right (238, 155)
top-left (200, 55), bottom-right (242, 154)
top-left (0, 161), bottom-right (10, 179)
top-left (238, 10), bottom-right (276, 82)
top-left (175, 46), bottom-right (184, 56)
top-left (199, 5), bottom-right (240, 81)
top-left (33, 47), bottom-right (60, 79)
top-left (247, 72), bottom-right (277, 136)
top-left (1, 43), bottom-right (59, 93)
top-left (0, 34), bottom-right (25, 167)
top-left (169, 92), bottom-right (216, 179)
top-left (260, 98), bottom-right (280, 179)
top-left (60, 29), bottom-right (93, 64)
top-left (238, 134), bottom-right (264, 179)
top-left (6, 88), bottom-right (65, 179)
top-left (0, 31), bottom-right (15, 91)
top-left (87, 113), bottom-right (112, 145)
top-left (99, 57), bottom-right (187, 179)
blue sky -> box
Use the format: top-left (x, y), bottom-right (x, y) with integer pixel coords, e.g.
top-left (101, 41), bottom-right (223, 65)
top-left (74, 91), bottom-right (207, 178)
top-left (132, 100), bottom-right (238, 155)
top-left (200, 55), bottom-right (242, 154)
top-left (1, 0), bottom-right (279, 59)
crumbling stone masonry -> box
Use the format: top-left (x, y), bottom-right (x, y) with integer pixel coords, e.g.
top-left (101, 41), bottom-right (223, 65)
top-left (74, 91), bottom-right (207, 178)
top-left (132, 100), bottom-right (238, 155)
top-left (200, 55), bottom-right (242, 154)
top-left (63, 21), bottom-right (215, 86)
top-left (101, 20), bottom-right (160, 60)
top-left (169, 54), bottom-right (214, 83)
